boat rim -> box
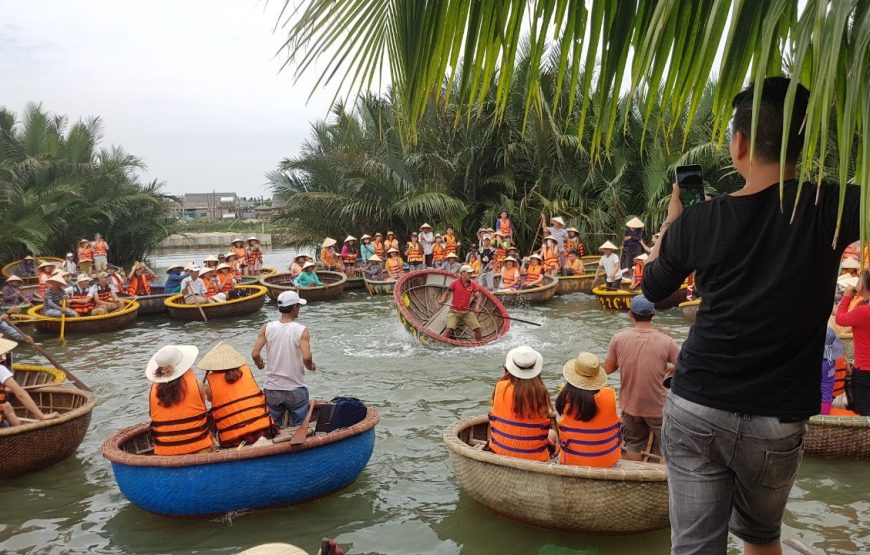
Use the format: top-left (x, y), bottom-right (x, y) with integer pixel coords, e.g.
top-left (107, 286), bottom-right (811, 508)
top-left (26, 299), bottom-right (140, 322)
top-left (2, 256), bottom-right (65, 278)
top-left (0, 386), bottom-right (97, 437)
top-left (163, 284), bottom-right (267, 309)
top-left (678, 299), bottom-right (701, 308)
top-left (101, 405), bottom-right (380, 467)
top-left (494, 275), bottom-right (558, 296)
top-left (260, 271), bottom-right (347, 293)
top-left (444, 415), bottom-right (668, 482)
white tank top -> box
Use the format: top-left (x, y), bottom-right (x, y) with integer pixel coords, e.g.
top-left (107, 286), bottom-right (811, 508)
top-left (264, 320), bottom-right (307, 391)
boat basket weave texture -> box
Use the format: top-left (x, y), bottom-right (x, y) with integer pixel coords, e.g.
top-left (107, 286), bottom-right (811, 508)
top-left (164, 285), bottom-right (267, 320)
top-left (804, 414), bottom-right (870, 459)
top-left (27, 299), bottom-right (140, 334)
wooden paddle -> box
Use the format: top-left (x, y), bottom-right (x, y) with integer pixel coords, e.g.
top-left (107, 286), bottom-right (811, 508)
top-left (59, 299), bottom-right (68, 343)
top-left (290, 401), bottom-right (315, 445)
top-left (4, 320), bottom-right (91, 392)
top-left (441, 303), bottom-right (542, 326)
top-left (183, 283), bottom-right (208, 322)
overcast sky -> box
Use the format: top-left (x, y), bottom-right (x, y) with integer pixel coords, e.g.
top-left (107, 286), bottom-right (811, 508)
top-left (1, 0), bottom-right (335, 197)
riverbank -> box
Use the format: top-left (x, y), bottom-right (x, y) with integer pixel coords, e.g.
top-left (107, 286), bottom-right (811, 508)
top-left (158, 232), bottom-right (273, 249)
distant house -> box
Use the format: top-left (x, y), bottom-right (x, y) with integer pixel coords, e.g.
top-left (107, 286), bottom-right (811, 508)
top-left (182, 192), bottom-right (239, 221)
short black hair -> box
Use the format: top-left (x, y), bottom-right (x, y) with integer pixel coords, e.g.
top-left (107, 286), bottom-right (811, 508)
top-left (731, 76), bottom-right (810, 163)
top-left (630, 311), bottom-right (653, 322)
top-left (278, 304), bottom-right (300, 314)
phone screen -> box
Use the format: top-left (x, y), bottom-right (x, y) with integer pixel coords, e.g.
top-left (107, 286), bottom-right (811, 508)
top-left (676, 165), bottom-right (704, 207)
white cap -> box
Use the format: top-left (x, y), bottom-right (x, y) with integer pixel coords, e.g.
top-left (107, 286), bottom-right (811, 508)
top-left (277, 291), bottom-right (307, 307)
top-left (459, 265), bottom-right (474, 274)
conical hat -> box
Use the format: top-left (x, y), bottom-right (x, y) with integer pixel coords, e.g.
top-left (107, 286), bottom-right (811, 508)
top-left (551, 216), bottom-right (565, 226)
top-left (387, 248), bottom-right (399, 254)
top-left (599, 241), bottom-right (618, 250)
top-left (633, 253), bottom-right (649, 261)
top-left (361, 234), bottom-right (372, 240)
top-left (419, 223), bottom-right (432, 229)
top-left (38, 260), bottom-right (57, 269)
top-left (503, 256), bottom-right (517, 263)
top-left (838, 275), bottom-right (859, 288)
top-left (529, 254), bottom-right (542, 260)
top-left (231, 237), bottom-right (244, 244)
top-left (842, 257), bottom-right (861, 269)
top-left (198, 341), bottom-right (246, 371)
top-left (238, 544), bottom-right (309, 555)
top-left (216, 263), bottom-right (232, 271)
top-left (344, 235), bottom-right (357, 242)
top-left (446, 252), bottom-right (459, 259)
top-left (5, 275), bottom-right (23, 282)
top-left (0, 337), bottom-right (17, 356)
top-left (321, 237), bottom-right (337, 248)
top-left (369, 254), bottom-right (383, 262)
top-left (626, 217), bottom-right (645, 228)
top-left (566, 227), bottom-right (579, 233)
top-left (203, 255), bottom-right (219, 263)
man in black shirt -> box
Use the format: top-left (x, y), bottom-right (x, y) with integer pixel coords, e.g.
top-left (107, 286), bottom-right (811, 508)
top-left (477, 235), bottom-right (495, 289)
top-left (643, 77), bottom-right (860, 554)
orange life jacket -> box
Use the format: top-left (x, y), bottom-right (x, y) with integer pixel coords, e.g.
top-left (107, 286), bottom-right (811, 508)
top-left (92, 239), bottom-right (108, 257)
top-left (247, 248), bottom-right (262, 267)
top-left (633, 261), bottom-right (644, 288)
top-left (373, 241), bottom-right (385, 257)
top-left (557, 387), bottom-right (621, 468)
top-left (445, 234), bottom-right (458, 254)
top-left (217, 272), bottom-right (235, 293)
top-left (833, 356), bottom-right (848, 398)
top-left (203, 277), bottom-right (218, 298)
top-left (525, 263), bottom-right (543, 283)
top-left (470, 259), bottom-right (481, 275)
top-left (77, 244), bottom-right (94, 262)
top-left (127, 274), bottom-right (152, 296)
top-left (320, 248), bottom-right (340, 268)
top-left (233, 246), bottom-right (247, 261)
top-left (386, 257), bottom-right (404, 277)
top-left (149, 370), bottom-right (214, 456)
top-left (543, 246), bottom-right (559, 271)
top-left (564, 237), bottom-right (582, 257)
top-left (501, 267), bottom-right (520, 289)
top-left (565, 259), bottom-right (582, 273)
top-left (494, 247), bottom-right (506, 262)
top-left (205, 365), bottom-right (273, 446)
top-left (38, 272), bottom-right (50, 296)
top-left (109, 273), bottom-right (124, 292)
top-left (406, 242), bottom-right (423, 263)
top-left (495, 218), bottom-right (512, 238)
top-left (487, 379), bottom-right (550, 461)
top-left (342, 247), bottom-right (358, 265)
top-left (96, 284), bottom-right (114, 303)
top-left (433, 244), bottom-right (446, 262)
top-left (70, 285), bottom-right (94, 314)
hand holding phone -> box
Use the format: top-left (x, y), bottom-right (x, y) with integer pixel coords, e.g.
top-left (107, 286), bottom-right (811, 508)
top-left (676, 165), bottom-right (704, 207)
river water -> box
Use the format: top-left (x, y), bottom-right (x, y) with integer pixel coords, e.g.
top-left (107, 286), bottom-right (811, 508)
top-left (0, 247), bottom-right (866, 554)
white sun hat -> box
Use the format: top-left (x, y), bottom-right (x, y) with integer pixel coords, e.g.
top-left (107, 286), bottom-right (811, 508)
top-left (145, 345), bottom-right (199, 384)
top-left (504, 346), bottom-right (544, 379)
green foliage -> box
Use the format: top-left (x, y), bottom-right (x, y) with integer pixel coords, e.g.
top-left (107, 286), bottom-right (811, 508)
top-left (0, 103), bottom-right (174, 266)
top-left (270, 50), bottom-right (742, 249)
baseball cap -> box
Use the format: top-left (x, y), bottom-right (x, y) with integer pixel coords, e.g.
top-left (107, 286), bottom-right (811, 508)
top-left (630, 295), bottom-right (655, 317)
top-left (459, 265), bottom-right (474, 274)
top-left (277, 291), bottom-right (307, 307)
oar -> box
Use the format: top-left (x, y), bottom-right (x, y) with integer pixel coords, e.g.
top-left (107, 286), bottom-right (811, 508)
top-left (59, 299), bottom-right (68, 343)
top-left (4, 320), bottom-right (91, 392)
top-left (290, 401), bottom-right (315, 445)
top-left (441, 303), bottom-right (542, 326)
top-left (184, 285), bottom-right (208, 322)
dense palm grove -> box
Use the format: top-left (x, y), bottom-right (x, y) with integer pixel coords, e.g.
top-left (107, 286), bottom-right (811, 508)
top-left (270, 52), bottom-right (742, 251)
top-left (0, 104), bottom-right (173, 265)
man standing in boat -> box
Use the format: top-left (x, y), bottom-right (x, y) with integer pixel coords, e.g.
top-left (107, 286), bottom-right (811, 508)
top-left (438, 265), bottom-right (483, 342)
top-left (643, 78), bottom-right (860, 554)
top-left (251, 291), bottom-right (316, 427)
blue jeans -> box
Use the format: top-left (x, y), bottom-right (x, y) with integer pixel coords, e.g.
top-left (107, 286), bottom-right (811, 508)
top-left (662, 393), bottom-right (806, 553)
top-left (264, 387), bottom-right (309, 428)
top-left (407, 263), bottom-right (422, 271)
top-left (43, 307), bottom-right (78, 318)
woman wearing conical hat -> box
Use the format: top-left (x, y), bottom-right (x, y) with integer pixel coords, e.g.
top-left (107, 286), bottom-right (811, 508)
top-left (288, 254), bottom-right (311, 278)
top-left (622, 217), bottom-right (649, 269)
top-left (340, 236), bottom-right (359, 276)
top-left (319, 238), bottom-right (341, 271)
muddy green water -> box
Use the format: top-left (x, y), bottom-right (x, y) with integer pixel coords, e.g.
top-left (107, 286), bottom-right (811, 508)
top-left (0, 248), bottom-right (866, 554)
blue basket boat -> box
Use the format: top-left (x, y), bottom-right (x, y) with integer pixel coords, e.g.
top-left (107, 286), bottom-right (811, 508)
top-left (101, 404), bottom-right (379, 517)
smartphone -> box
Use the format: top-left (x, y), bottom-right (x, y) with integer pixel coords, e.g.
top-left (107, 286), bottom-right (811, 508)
top-left (676, 164), bottom-right (704, 207)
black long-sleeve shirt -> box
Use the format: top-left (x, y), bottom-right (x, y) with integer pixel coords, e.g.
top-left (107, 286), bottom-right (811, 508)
top-left (643, 180), bottom-right (860, 419)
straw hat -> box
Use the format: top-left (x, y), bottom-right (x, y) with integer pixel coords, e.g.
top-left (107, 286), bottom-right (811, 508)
top-left (551, 216), bottom-right (565, 226)
top-left (231, 237), bottom-right (244, 244)
top-left (361, 234), bottom-right (372, 240)
top-left (419, 223), bottom-right (432, 230)
top-left (238, 543), bottom-right (309, 555)
top-left (225, 252), bottom-right (237, 260)
top-left (434, 233), bottom-right (442, 238)
top-left (369, 254), bottom-right (383, 262)
top-left (189, 266), bottom-right (202, 273)
top-left (566, 227), bottom-right (579, 233)
top-left (838, 275), bottom-right (859, 288)
top-left (626, 217), bottom-right (645, 228)
top-left (446, 252), bottom-right (459, 259)
top-left (198, 341), bottom-right (245, 371)
top-left (216, 263), bottom-right (232, 271)
top-left (387, 247), bottom-right (399, 254)
top-left (23, 255), bottom-right (34, 261)
top-left (599, 241), bottom-right (618, 251)
top-left (201, 268), bottom-right (215, 275)
top-left (529, 254), bottom-right (542, 260)
top-left (75, 274), bottom-right (92, 283)
top-left (6, 275), bottom-right (23, 283)
top-left (842, 257), bottom-right (861, 270)
top-left (166, 264), bottom-right (183, 272)
top-left (203, 255), bottom-right (219, 263)
top-left (98, 271), bottom-right (109, 278)
top-left (459, 265), bottom-right (474, 274)
top-left (386, 231), bottom-right (395, 236)
top-left (302, 261), bottom-right (316, 270)
top-left (374, 232), bottom-right (383, 237)
top-left (0, 338), bottom-right (18, 356)
top-left (344, 235), bottom-right (357, 242)
top-left (247, 236), bottom-right (259, 242)
top-left (543, 235), bottom-right (556, 243)
top-left (145, 345), bottom-right (199, 384)
top-left (48, 275), bottom-right (67, 285)
top-left (505, 346), bottom-right (543, 379)
top-left (633, 253), bottom-right (649, 261)
top-left (503, 256), bottom-right (517, 264)
top-left (38, 260), bottom-right (57, 269)
top-left (321, 237), bottom-right (337, 248)
top-left (563, 352), bottom-right (606, 391)
top-left (78, 238), bottom-right (89, 244)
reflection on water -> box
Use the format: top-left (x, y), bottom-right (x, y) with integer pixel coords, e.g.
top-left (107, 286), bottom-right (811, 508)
top-left (0, 247), bottom-right (866, 554)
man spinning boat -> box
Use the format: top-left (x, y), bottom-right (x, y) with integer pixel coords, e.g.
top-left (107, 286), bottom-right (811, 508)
top-left (438, 265), bottom-right (483, 342)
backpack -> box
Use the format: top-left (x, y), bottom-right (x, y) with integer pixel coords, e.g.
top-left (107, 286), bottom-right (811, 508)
top-left (314, 397), bottom-right (367, 433)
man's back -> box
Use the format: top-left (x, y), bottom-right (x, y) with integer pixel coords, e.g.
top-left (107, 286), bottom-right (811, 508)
top-left (644, 181), bottom-right (860, 418)
top-left (264, 320), bottom-right (306, 391)
top-left (607, 327), bottom-right (678, 418)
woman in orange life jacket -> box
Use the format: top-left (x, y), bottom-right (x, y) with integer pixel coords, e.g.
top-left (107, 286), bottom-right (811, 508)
top-left (432, 235), bottom-right (447, 269)
top-left (0, 338), bottom-right (59, 427)
top-left (36, 260), bottom-right (58, 298)
top-left (200, 268), bottom-right (227, 303)
top-left (444, 227), bottom-right (459, 256)
top-left (69, 274), bottom-right (97, 315)
top-left (372, 233), bottom-right (385, 258)
top-left (385, 248), bottom-right (404, 279)
top-left (230, 238), bottom-right (248, 269)
top-left (203, 255), bottom-right (220, 271)
top-left (246, 237), bottom-right (264, 274)
top-left (383, 231), bottom-right (399, 253)
top-left (522, 254), bottom-right (545, 289)
top-left (224, 252), bottom-right (244, 281)
top-left (320, 238), bottom-right (342, 271)
top-left (340, 236), bottom-right (360, 275)
top-left (564, 227), bottom-right (586, 257)
top-left (486, 346), bottom-right (555, 462)
top-left (540, 236), bottom-right (560, 276)
top-left (200, 341), bottom-right (276, 448)
top-left (91, 272), bottom-right (124, 315)
top-left (77, 238), bottom-right (94, 275)
top-left (127, 262), bottom-right (156, 296)
top-left (561, 249), bottom-right (583, 276)
top-left (216, 263), bottom-right (242, 300)
top-left (405, 233), bottom-right (424, 271)
top-left (555, 352), bottom-right (621, 468)
top-left (146, 345), bottom-right (215, 456)
top-left (631, 253), bottom-right (649, 289)
top-left (496, 256), bottom-right (522, 292)
top-left (494, 209), bottom-right (514, 241)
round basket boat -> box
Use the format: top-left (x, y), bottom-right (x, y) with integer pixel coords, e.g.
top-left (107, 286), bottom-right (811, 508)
top-left (345, 269), bottom-right (365, 291)
top-left (164, 285), bottom-right (267, 321)
top-left (804, 413), bottom-right (870, 459)
top-left (653, 284), bottom-right (689, 310)
top-left (394, 270), bottom-right (510, 347)
top-left (243, 267), bottom-right (278, 278)
top-left (555, 273), bottom-right (603, 296)
top-left (101, 403), bottom-right (379, 517)
top-left (27, 299), bottom-right (140, 334)
top-left (580, 255), bottom-right (600, 272)
top-left (443, 416), bottom-right (669, 534)
top-left (260, 272), bottom-right (347, 302)
top-left (679, 299), bottom-right (701, 323)
top-left (592, 285), bottom-right (640, 311)
top-left (364, 276), bottom-right (396, 296)
top-left (2, 257), bottom-right (64, 284)
top-left (493, 275), bottom-right (558, 305)
top-left (0, 387), bottom-right (97, 479)
top-left (133, 285), bottom-right (173, 315)
top-left (12, 363), bottom-right (66, 387)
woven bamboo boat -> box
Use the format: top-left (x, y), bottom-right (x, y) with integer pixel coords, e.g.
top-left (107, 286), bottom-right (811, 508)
top-left (680, 299), bottom-right (701, 323)
top-left (27, 299), bottom-right (140, 334)
top-left (2, 257), bottom-right (64, 284)
top-left (555, 273), bottom-right (602, 295)
top-left (804, 414), bottom-right (870, 459)
top-left (164, 285), bottom-right (266, 321)
top-left (581, 255), bottom-right (600, 272)
top-left (134, 285), bottom-right (173, 315)
top-left (493, 275), bottom-right (558, 304)
top-left (101, 403), bottom-right (379, 517)
top-left (260, 271), bottom-right (347, 302)
top-left (345, 269), bottom-right (365, 291)
top-left (394, 270), bottom-right (510, 347)
top-left (243, 267), bottom-right (277, 277)
top-left (592, 285), bottom-right (640, 311)
top-left (0, 387), bottom-right (97, 478)
top-left (12, 363), bottom-right (66, 387)
top-left (364, 276), bottom-right (396, 296)
top-left (443, 416), bottom-right (669, 533)
top-left (653, 283), bottom-right (689, 310)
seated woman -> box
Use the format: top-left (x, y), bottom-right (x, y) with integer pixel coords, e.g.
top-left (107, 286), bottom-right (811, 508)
top-left (200, 341), bottom-right (276, 448)
top-left (561, 249), bottom-right (582, 276)
top-left (556, 352), bottom-right (621, 468)
top-left (146, 345), bottom-right (215, 456)
top-left (385, 248), bottom-right (404, 280)
top-left (444, 252), bottom-right (462, 274)
top-left (540, 236), bottom-right (560, 276)
top-left (0, 338), bottom-right (59, 427)
top-left (522, 254), bottom-right (545, 289)
top-left (487, 346), bottom-right (553, 462)
top-left (363, 255), bottom-right (387, 281)
top-left (216, 263), bottom-right (241, 299)
top-left (164, 265), bottom-right (184, 295)
top-left (465, 251), bottom-right (481, 277)
top-left (2, 275), bottom-right (29, 310)
top-left (294, 262), bottom-right (323, 288)
top-left (288, 254), bottom-right (309, 278)
top-left (496, 256), bottom-right (521, 292)
top-left (199, 268), bottom-right (226, 303)
top-left (835, 271), bottom-right (870, 415)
